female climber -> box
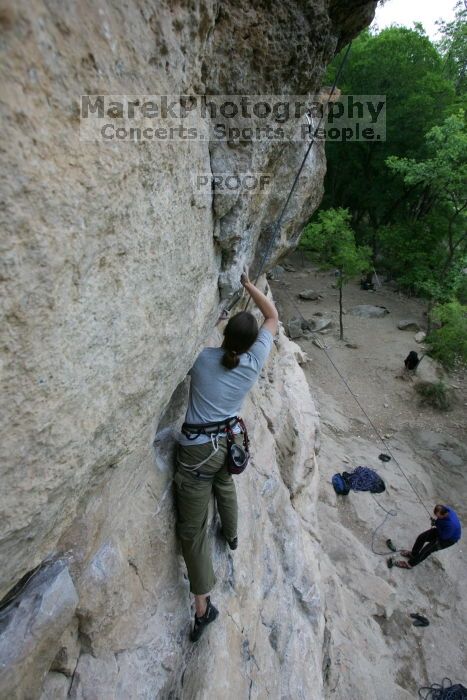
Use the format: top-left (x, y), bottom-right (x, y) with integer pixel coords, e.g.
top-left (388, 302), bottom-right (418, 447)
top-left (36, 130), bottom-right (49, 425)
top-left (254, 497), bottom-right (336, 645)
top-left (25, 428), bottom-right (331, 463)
top-left (174, 271), bottom-right (278, 642)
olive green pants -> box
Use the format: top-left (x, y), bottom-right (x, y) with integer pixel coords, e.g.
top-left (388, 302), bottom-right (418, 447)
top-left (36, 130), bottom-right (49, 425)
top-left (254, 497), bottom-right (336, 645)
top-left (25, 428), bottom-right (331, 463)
top-left (174, 436), bottom-right (240, 595)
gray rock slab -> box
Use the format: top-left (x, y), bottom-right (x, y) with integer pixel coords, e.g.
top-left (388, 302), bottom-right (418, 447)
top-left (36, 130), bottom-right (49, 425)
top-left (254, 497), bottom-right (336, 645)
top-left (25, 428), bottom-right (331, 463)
top-left (0, 560), bottom-right (78, 700)
top-left (39, 672), bottom-right (71, 700)
top-left (312, 318), bottom-right (333, 332)
top-left (436, 450), bottom-right (464, 469)
top-left (69, 653), bottom-right (118, 700)
top-left (287, 318), bottom-right (304, 339)
top-left (298, 289), bottom-right (320, 300)
top-left (349, 305), bottom-right (389, 318)
top-left (50, 619), bottom-right (80, 677)
top-left (397, 319), bottom-right (420, 331)
top-left (415, 356), bottom-right (446, 384)
top-left (267, 265), bottom-right (285, 281)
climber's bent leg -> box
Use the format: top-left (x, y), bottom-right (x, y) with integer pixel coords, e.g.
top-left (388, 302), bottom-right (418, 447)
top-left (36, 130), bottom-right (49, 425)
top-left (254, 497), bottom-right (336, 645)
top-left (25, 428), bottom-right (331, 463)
top-left (408, 528), bottom-right (438, 567)
top-left (213, 437), bottom-right (241, 542)
top-left (174, 440), bottom-right (229, 594)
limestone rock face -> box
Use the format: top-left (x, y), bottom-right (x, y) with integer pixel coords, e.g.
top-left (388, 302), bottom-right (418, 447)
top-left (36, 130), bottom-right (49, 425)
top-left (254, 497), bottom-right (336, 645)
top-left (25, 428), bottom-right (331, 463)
top-left (0, 560), bottom-right (78, 699)
top-left (0, 0), bottom-right (376, 696)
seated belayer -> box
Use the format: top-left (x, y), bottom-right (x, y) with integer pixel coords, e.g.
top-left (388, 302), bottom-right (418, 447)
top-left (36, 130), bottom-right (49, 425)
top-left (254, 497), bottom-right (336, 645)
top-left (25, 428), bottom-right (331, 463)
top-left (394, 504), bottom-right (462, 569)
top-left (174, 271), bottom-right (279, 641)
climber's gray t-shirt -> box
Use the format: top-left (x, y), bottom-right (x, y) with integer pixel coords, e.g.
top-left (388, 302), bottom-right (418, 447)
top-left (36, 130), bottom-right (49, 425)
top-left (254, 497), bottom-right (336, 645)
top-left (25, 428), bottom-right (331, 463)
top-left (179, 328), bottom-right (274, 446)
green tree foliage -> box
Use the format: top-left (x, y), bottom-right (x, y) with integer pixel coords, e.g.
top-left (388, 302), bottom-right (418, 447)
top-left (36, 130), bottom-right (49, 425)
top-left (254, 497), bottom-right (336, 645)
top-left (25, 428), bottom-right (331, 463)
top-left (323, 27), bottom-right (456, 250)
top-left (300, 209), bottom-right (371, 339)
top-left (415, 381), bottom-right (453, 411)
top-left (309, 21), bottom-right (467, 368)
top-left (386, 111), bottom-right (467, 260)
top-left (426, 300), bottom-right (467, 369)
top-left (383, 112), bottom-right (467, 323)
top-left (437, 1), bottom-right (467, 97)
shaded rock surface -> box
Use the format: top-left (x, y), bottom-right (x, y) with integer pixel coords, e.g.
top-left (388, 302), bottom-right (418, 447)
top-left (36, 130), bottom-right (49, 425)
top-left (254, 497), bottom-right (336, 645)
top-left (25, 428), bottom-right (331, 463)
top-left (0, 560), bottom-right (78, 699)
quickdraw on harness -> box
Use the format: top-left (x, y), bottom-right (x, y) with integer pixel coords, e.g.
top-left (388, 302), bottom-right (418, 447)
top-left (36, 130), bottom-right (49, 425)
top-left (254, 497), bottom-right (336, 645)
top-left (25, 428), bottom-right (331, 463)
top-left (179, 416), bottom-right (250, 477)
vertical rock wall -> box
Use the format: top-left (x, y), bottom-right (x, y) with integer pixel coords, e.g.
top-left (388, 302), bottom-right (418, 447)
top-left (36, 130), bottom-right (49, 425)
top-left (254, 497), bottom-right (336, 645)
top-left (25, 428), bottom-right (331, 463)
top-left (0, 1), bottom-right (376, 697)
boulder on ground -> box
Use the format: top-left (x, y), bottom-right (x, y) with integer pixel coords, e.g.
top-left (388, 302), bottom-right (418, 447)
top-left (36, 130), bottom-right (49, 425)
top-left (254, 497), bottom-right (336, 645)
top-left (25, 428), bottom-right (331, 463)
top-left (415, 356), bottom-right (446, 384)
top-left (312, 318), bottom-right (333, 332)
top-left (267, 265), bottom-right (285, 281)
top-left (349, 305), bottom-right (389, 318)
top-left (298, 289), bottom-right (320, 301)
top-left (397, 320), bottom-right (420, 331)
top-left (414, 331), bottom-right (426, 343)
top-left (283, 263), bottom-right (296, 272)
top-left (287, 318), bottom-right (304, 339)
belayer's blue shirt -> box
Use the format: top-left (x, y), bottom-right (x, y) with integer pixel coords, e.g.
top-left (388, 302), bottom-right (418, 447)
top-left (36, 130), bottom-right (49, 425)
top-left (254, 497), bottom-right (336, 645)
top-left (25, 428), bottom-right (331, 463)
top-left (435, 507), bottom-right (462, 542)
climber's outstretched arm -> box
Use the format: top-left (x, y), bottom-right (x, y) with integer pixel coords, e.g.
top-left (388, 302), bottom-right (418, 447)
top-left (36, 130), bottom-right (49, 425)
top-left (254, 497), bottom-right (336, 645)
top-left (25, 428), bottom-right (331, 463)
top-left (241, 272), bottom-right (279, 336)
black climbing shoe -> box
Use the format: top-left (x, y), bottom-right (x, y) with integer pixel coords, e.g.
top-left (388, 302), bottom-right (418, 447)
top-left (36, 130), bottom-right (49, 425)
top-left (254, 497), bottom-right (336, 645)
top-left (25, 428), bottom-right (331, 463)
top-left (386, 538), bottom-right (397, 552)
top-left (410, 613), bottom-right (430, 627)
top-left (221, 529), bottom-right (238, 550)
top-left (190, 597), bottom-right (219, 642)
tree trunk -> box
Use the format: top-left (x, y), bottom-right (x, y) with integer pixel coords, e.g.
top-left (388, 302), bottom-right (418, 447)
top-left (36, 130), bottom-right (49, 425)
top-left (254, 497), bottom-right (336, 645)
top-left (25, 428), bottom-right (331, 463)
top-left (426, 298), bottom-right (433, 335)
top-left (339, 283), bottom-right (344, 340)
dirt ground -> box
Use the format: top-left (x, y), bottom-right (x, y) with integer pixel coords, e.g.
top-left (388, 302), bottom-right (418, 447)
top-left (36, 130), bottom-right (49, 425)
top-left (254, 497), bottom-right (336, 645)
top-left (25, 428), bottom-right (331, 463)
top-left (270, 253), bottom-right (467, 699)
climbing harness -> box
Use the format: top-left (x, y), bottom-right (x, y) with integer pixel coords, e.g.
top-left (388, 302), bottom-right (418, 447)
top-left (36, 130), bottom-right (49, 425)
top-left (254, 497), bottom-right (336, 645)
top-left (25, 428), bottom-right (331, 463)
top-left (244, 41), bottom-right (353, 310)
top-left (179, 416), bottom-right (250, 477)
top-left (181, 416), bottom-right (240, 441)
top-left (418, 678), bottom-right (467, 700)
top-left (177, 433), bottom-right (221, 479)
top-left (226, 417), bottom-right (250, 475)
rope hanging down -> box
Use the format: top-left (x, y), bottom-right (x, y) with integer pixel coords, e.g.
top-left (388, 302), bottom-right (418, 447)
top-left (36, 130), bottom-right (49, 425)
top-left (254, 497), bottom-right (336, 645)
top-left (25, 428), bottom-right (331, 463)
top-left (244, 40), bottom-right (353, 310)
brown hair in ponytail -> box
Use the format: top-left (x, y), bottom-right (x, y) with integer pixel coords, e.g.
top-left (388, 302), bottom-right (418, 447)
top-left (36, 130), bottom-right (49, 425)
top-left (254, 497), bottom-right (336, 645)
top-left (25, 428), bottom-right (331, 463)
top-left (221, 311), bottom-right (258, 369)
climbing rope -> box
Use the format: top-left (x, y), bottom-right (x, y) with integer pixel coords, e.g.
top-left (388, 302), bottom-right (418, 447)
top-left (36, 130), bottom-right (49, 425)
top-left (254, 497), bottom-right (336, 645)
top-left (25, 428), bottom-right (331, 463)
top-left (345, 466), bottom-right (385, 493)
top-left (244, 40), bottom-right (353, 310)
top-left (418, 678), bottom-right (467, 700)
top-left (370, 494), bottom-right (398, 555)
